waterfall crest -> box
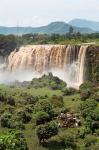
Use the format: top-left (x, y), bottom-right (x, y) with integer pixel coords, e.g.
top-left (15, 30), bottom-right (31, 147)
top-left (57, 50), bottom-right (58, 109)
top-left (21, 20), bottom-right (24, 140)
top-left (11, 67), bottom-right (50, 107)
top-left (6, 45), bottom-right (88, 88)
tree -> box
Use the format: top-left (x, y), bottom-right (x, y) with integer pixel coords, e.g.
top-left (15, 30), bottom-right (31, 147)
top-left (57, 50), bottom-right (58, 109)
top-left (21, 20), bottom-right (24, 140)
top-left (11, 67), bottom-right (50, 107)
top-left (69, 26), bottom-right (74, 35)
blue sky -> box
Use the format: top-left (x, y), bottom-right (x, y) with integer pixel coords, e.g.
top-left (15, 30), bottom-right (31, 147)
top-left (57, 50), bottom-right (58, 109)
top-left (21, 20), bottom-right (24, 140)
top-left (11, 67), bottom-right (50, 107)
top-left (0, 0), bottom-right (99, 27)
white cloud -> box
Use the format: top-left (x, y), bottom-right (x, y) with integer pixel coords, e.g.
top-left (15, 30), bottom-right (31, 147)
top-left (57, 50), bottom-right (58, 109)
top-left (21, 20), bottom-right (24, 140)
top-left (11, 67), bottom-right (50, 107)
top-left (0, 0), bottom-right (99, 26)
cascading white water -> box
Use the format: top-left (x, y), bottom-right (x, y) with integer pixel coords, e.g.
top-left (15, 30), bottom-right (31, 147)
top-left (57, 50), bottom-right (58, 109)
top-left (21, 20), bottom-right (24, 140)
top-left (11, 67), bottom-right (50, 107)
top-left (0, 45), bottom-right (88, 88)
top-left (77, 46), bottom-right (88, 85)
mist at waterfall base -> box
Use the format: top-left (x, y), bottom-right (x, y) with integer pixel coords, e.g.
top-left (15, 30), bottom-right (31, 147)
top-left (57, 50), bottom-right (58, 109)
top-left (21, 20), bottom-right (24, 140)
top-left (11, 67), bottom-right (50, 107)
top-left (0, 62), bottom-right (81, 88)
top-left (0, 45), bottom-right (87, 88)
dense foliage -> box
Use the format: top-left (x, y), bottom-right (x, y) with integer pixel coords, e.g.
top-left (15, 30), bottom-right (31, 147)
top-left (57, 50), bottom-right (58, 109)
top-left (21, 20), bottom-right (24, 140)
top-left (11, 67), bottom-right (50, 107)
top-left (1, 32), bottom-right (99, 55)
top-left (0, 130), bottom-right (28, 150)
top-left (0, 75), bottom-right (98, 150)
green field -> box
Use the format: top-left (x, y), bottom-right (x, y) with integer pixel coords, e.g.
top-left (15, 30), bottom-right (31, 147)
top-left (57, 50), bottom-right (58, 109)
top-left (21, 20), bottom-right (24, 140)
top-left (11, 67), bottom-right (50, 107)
top-left (0, 75), bottom-right (99, 150)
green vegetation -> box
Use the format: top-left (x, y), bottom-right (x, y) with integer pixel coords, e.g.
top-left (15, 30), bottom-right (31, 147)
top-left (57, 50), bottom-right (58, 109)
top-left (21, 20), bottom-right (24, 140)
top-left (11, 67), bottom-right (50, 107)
top-left (30, 73), bottom-right (66, 90)
top-left (1, 33), bottom-right (99, 57)
top-left (0, 74), bottom-right (99, 150)
top-left (0, 130), bottom-right (28, 150)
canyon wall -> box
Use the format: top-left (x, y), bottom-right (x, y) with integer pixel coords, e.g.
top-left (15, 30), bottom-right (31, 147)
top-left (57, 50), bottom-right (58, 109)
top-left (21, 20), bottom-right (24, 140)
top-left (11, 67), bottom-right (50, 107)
top-left (85, 46), bottom-right (99, 84)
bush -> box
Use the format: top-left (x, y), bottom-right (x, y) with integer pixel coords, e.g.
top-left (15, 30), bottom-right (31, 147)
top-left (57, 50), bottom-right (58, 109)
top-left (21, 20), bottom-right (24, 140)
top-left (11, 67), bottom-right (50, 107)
top-left (16, 110), bottom-right (31, 123)
top-left (50, 95), bottom-right (64, 108)
top-left (0, 130), bottom-right (28, 150)
top-left (7, 96), bottom-right (15, 106)
top-left (79, 99), bottom-right (97, 118)
top-left (93, 93), bottom-right (99, 102)
top-left (35, 100), bottom-right (53, 114)
top-left (91, 121), bottom-right (99, 132)
top-left (0, 93), bottom-right (7, 103)
top-left (96, 129), bottom-right (99, 136)
top-left (0, 113), bottom-right (14, 128)
top-left (0, 113), bottom-right (25, 130)
top-left (25, 106), bottom-right (33, 113)
top-left (91, 108), bottom-right (99, 121)
top-left (84, 135), bottom-right (97, 147)
top-left (63, 135), bottom-right (77, 149)
top-left (36, 111), bottom-right (50, 125)
top-left (80, 81), bottom-right (95, 91)
top-left (47, 131), bottom-right (77, 150)
top-left (0, 93), bottom-right (16, 106)
top-left (63, 87), bottom-right (77, 96)
top-left (20, 93), bottom-right (38, 105)
top-left (37, 121), bottom-right (58, 143)
top-left (14, 121), bottom-right (25, 130)
top-left (80, 90), bottom-right (91, 100)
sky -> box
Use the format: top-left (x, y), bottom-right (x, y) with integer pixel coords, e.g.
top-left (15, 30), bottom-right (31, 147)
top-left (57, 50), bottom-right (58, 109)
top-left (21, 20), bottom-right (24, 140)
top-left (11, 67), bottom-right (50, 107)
top-left (0, 0), bottom-right (99, 27)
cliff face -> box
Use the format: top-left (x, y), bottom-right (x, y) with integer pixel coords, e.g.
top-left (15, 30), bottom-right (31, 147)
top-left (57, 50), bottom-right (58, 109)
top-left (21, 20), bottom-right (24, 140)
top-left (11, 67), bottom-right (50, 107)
top-left (86, 46), bottom-right (99, 84)
top-left (0, 35), bottom-right (17, 57)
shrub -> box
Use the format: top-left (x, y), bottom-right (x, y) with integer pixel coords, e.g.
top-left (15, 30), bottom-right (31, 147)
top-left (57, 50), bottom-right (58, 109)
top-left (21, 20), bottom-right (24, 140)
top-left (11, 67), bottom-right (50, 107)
top-left (50, 95), bottom-right (64, 108)
top-left (93, 93), bottom-right (99, 102)
top-left (47, 132), bottom-right (77, 150)
top-left (80, 81), bottom-right (95, 91)
top-left (91, 121), bottom-right (99, 132)
top-left (91, 108), bottom-right (99, 121)
top-left (36, 111), bottom-right (50, 125)
top-left (25, 106), bottom-right (33, 113)
top-left (63, 135), bottom-right (77, 149)
top-left (7, 96), bottom-right (15, 106)
top-left (14, 121), bottom-right (25, 130)
top-left (35, 100), bottom-right (53, 114)
top-left (80, 90), bottom-right (91, 100)
top-left (84, 135), bottom-right (97, 147)
top-left (63, 87), bottom-right (77, 96)
top-left (16, 110), bottom-right (31, 123)
top-left (0, 93), bottom-right (7, 103)
top-left (25, 95), bottom-right (38, 105)
top-left (50, 82), bottom-right (58, 90)
top-left (0, 130), bottom-right (28, 150)
top-left (37, 121), bottom-right (58, 143)
top-left (78, 131), bottom-right (85, 139)
top-left (96, 129), bottom-right (99, 136)
top-left (21, 93), bottom-right (38, 105)
top-left (0, 113), bottom-right (25, 130)
top-left (79, 99), bottom-right (97, 118)
top-left (0, 113), bottom-right (14, 128)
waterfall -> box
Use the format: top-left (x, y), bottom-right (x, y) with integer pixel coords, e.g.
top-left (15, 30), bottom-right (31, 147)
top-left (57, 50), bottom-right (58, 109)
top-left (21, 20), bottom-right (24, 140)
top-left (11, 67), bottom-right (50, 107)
top-left (5, 45), bottom-right (88, 87)
top-left (77, 45), bottom-right (88, 86)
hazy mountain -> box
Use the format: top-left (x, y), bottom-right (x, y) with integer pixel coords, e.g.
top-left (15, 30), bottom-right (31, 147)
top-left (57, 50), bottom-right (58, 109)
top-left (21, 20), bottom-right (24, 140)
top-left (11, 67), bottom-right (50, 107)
top-left (0, 21), bottom-right (94, 35)
top-left (69, 19), bottom-right (99, 31)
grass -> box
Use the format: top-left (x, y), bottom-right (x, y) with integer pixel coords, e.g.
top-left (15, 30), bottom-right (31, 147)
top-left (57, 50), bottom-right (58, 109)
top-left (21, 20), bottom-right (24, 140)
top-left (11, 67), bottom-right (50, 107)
top-left (0, 85), bottom-right (62, 97)
top-left (0, 82), bottom-right (99, 150)
top-left (0, 84), bottom-right (79, 150)
top-left (64, 94), bottom-right (81, 111)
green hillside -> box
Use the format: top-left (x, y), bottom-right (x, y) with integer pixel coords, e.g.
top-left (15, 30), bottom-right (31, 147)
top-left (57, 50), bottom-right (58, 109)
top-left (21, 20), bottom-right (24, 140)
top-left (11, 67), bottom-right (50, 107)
top-left (0, 74), bottom-right (99, 150)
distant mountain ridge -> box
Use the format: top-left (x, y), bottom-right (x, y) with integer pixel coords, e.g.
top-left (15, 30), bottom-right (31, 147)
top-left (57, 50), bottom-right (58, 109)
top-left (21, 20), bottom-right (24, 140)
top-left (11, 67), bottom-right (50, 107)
top-left (0, 21), bottom-right (95, 35)
top-left (69, 19), bottom-right (99, 31)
